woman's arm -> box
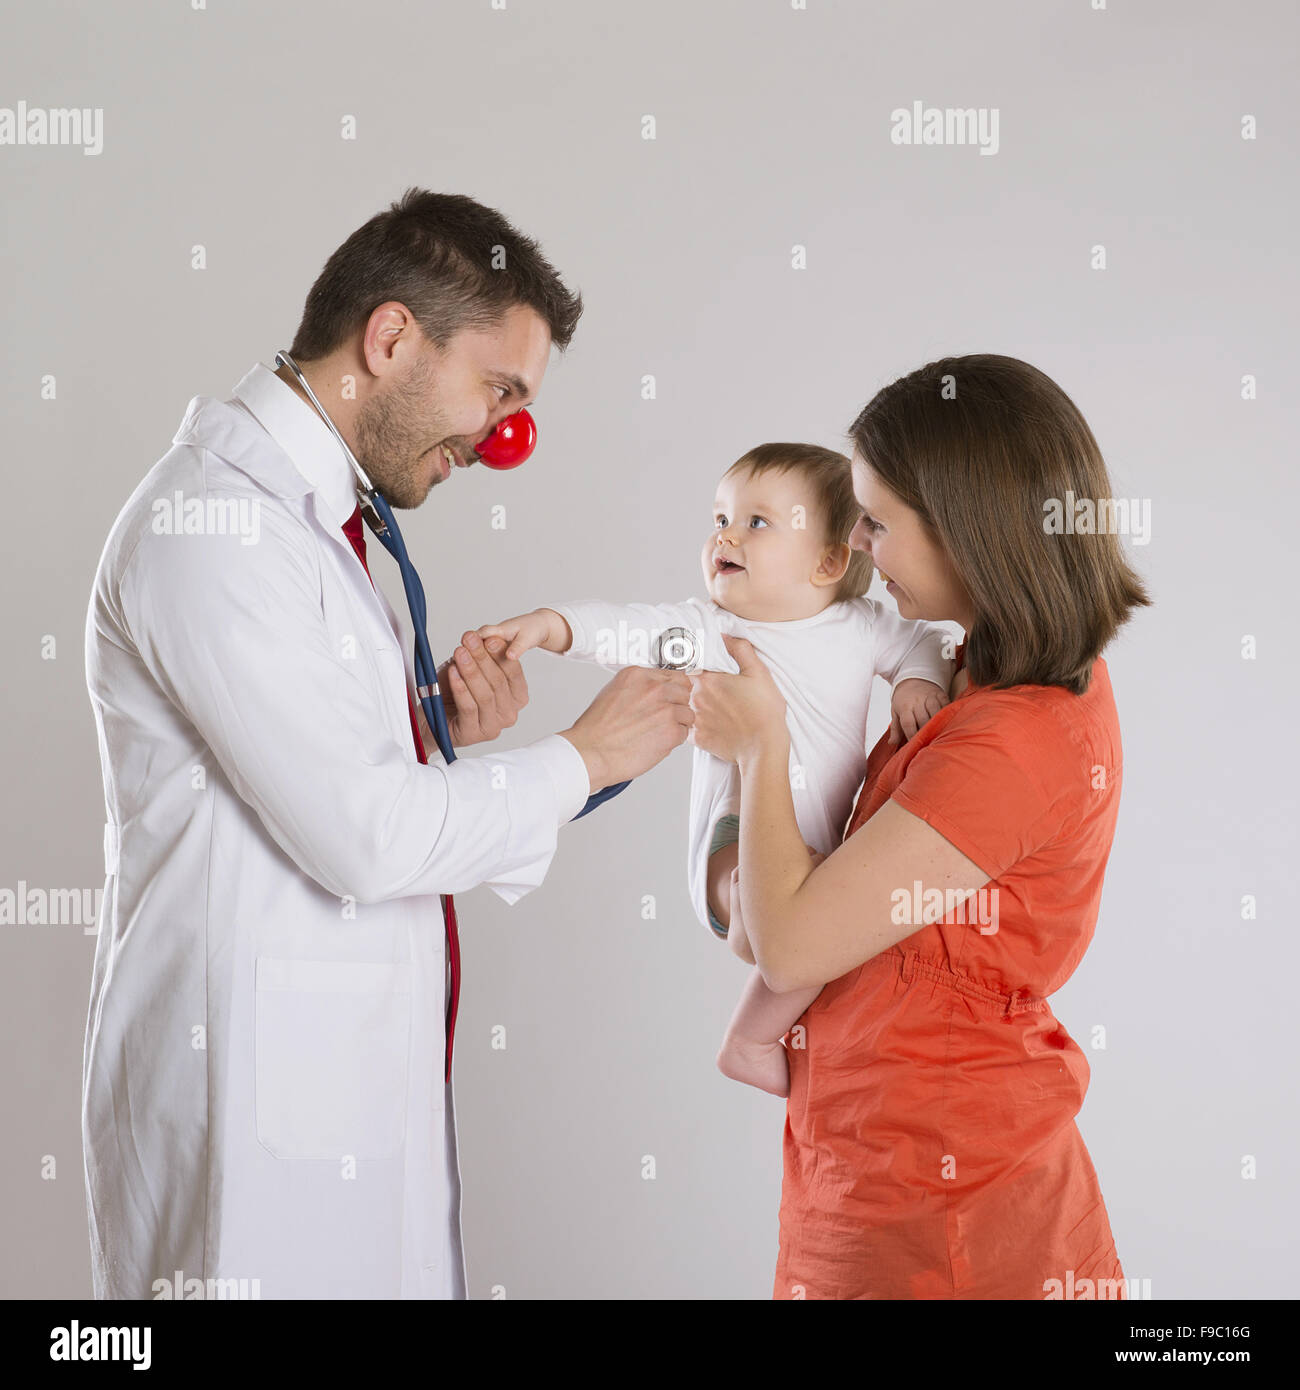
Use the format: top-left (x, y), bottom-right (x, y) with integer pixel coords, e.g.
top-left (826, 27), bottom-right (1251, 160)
top-left (690, 632), bottom-right (990, 994)
top-left (736, 734), bottom-right (990, 992)
top-left (708, 832), bottom-right (827, 962)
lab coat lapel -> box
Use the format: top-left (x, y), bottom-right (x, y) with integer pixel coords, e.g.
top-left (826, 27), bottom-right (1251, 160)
top-left (173, 392), bottom-right (414, 749)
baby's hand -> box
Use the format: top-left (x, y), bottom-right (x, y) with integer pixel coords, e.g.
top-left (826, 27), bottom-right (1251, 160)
top-left (888, 677), bottom-right (949, 746)
top-left (476, 608), bottom-right (570, 660)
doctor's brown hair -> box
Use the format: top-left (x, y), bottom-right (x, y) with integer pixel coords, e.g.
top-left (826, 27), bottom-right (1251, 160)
top-left (724, 443), bottom-right (875, 602)
top-left (848, 355), bottom-right (1152, 695)
top-left (287, 188), bottom-right (584, 361)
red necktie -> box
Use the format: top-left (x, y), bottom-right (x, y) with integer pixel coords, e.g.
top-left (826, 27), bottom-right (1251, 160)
top-left (342, 505), bottom-right (461, 1083)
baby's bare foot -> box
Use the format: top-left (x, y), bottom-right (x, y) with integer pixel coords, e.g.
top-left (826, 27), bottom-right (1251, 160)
top-left (716, 1037), bottom-right (790, 1098)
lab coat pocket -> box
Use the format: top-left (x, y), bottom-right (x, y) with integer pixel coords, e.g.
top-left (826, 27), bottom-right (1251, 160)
top-left (254, 957), bottom-right (411, 1160)
top-left (368, 642), bottom-right (416, 752)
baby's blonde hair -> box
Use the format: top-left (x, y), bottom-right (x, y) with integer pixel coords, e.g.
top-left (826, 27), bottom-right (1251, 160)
top-left (723, 443), bottom-right (874, 601)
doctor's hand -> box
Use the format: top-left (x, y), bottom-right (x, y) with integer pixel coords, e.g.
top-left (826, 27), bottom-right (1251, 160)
top-left (560, 666), bottom-right (695, 793)
top-left (429, 631), bottom-right (530, 747)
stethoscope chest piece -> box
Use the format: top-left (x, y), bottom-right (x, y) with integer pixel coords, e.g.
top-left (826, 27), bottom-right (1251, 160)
top-left (653, 627), bottom-right (700, 672)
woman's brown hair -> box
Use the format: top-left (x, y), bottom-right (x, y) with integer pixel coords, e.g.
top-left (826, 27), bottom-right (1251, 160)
top-left (848, 355), bottom-right (1152, 694)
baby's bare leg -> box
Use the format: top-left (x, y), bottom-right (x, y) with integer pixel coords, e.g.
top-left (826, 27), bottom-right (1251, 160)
top-left (716, 968), bottom-right (821, 1098)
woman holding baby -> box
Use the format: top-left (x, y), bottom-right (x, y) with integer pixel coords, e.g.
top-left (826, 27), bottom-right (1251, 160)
top-left (486, 352), bottom-right (1147, 1301)
top-left (681, 353), bottom-right (1150, 1300)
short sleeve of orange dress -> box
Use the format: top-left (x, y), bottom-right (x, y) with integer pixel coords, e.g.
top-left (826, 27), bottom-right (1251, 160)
top-left (773, 650), bottom-right (1128, 1301)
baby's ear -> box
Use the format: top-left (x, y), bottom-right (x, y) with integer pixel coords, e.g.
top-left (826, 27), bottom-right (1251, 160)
top-left (817, 541), bottom-right (852, 584)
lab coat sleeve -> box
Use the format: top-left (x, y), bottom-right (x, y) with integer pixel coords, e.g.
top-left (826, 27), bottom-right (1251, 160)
top-left (548, 597), bottom-right (734, 671)
top-left (865, 600), bottom-right (955, 690)
top-left (119, 508), bottom-right (590, 907)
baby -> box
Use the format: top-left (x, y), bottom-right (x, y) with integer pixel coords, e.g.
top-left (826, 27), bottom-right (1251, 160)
top-left (477, 442), bottom-right (954, 1097)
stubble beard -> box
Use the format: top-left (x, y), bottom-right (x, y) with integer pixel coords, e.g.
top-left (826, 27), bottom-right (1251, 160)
top-left (353, 354), bottom-right (445, 510)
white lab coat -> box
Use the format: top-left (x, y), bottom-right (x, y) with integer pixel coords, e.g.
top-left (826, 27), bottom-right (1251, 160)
top-left (81, 362), bottom-right (590, 1299)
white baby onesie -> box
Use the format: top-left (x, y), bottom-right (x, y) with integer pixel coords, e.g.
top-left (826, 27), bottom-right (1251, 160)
top-left (548, 595), bottom-right (953, 934)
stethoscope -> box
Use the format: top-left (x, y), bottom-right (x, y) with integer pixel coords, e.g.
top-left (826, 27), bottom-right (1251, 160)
top-left (273, 350), bottom-right (702, 819)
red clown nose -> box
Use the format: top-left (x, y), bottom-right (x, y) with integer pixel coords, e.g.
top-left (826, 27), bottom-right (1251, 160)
top-left (476, 409), bottom-right (537, 469)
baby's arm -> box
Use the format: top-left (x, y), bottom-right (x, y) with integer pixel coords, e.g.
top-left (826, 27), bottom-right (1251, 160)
top-left (479, 598), bottom-right (722, 672)
top-left (476, 608), bottom-right (573, 659)
top-left (869, 605), bottom-right (956, 745)
top-left (888, 676), bottom-right (950, 745)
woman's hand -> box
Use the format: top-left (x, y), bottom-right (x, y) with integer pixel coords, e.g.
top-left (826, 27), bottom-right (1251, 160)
top-left (689, 634), bottom-right (788, 765)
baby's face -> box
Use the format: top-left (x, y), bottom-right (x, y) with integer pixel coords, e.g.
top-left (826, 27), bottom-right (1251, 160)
top-left (700, 467), bottom-right (843, 621)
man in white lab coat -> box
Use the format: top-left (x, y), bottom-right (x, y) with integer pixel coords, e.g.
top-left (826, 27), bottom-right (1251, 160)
top-left (82, 189), bottom-right (694, 1299)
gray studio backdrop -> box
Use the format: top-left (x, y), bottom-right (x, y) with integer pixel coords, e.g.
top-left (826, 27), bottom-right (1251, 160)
top-left (2, 0), bottom-right (1296, 1299)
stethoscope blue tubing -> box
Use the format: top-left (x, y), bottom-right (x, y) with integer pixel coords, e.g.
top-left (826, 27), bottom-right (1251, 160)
top-left (362, 466), bottom-right (631, 819)
top-left (273, 348), bottom-right (629, 819)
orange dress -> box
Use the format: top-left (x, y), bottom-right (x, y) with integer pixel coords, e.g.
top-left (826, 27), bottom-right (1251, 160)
top-left (773, 649), bottom-right (1127, 1300)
